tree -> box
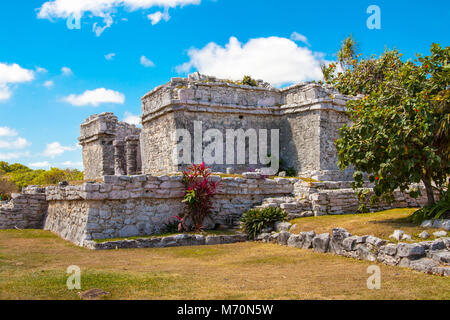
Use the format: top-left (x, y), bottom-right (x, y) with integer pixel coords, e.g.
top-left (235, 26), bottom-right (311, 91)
top-left (322, 37), bottom-right (449, 206)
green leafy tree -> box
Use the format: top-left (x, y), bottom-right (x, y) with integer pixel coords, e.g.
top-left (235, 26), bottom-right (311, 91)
top-left (322, 37), bottom-right (449, 206)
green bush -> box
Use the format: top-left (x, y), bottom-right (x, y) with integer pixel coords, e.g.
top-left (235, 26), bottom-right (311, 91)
top-left (242, 75), bottom-right (258, 87)
top-left (240, 207), bottom-right (288, 239)
top-left (0, 161), bottom-right (84, 190)
top-left (408, 188), bottom-right (450, 223)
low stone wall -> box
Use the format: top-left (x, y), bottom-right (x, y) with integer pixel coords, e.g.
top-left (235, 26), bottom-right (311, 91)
top-left (0, 186), bottom-right (48, 229)
top-left (44, 174), bottom-right (295, 246)
top-left (259, 228), bottom-right (450, 277)
top-left (83, 233), bottom-right (248, 250)
top-left (294, 181), bottom-right (434, 216)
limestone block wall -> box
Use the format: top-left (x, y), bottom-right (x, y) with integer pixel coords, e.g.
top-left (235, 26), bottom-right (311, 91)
top-left (140, 76), bottom-right (355, 180)
top-left (294, 181), bottom-right (436, 216)
top-left (79, 113), bottom-right (141, 180)
top-left (44, 174), bottom-right (295, 246)
top-left (0, 186), bottom-right (48, 229)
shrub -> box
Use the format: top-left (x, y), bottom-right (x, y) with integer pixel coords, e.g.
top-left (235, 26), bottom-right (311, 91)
top-left (179, 163), bottom-right (219, 232)
top-left (408, 188), bottom-right (450, 223)
top-left (240, 207), bottom-right (288, 239)
top-left (0, 176), bottom-right (17, 201)
top-left (0, 161), bottom-right (84, 190)
top-left (242, 75), bottom-right (258, 87)
top-left (164, 217), bottom-right (182, 234)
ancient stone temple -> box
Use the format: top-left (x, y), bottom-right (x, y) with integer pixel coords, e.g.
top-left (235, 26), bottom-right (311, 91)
top-left (0, 74), bottom-right (432, 248)
top-left (79, 113), bottom-right (142, 180)
top-left (80, 73), bottom-right (354, 182)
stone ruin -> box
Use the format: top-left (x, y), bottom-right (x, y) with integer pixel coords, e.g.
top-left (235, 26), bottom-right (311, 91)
top-left (79, 112), bottom-right (142, 180)
top-left (0, 74), bottom-right (435, 248)
top-left (81, 73), bottom-right (355, 181)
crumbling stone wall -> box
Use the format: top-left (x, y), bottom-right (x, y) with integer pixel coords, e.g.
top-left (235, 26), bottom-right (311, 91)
top-left (44, 174), bottom-right (295, 246)
top-left (79, 113), bottom-right (141, 180)
top-left (293, 181), bottom-right (436, 216)
top-left (0, 186), bottom-right (48, 229)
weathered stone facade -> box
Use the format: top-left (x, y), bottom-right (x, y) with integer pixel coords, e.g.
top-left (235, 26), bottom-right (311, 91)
top-left (79, 113), bottom-right (141, 180)
top-left (81, 74), bottom-right (355, 181)
top-left (43, 174), bottom-right (294, 246)
top-left (0, 186), bottom-right (48, 229)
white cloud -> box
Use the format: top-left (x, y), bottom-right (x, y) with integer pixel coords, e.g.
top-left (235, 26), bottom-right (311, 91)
top-left (93, 14), bottom-right (113, 37)
top-left (0, 137), bottom-right (30, 149)
top-left (148, 9), bottom-right (170, 25)
top-left (123, 111), bottom-right (141, 126)
top-left (63, 88), bottom-right (125, 107)
top-left (37, 0), bottom-right (201, 35)
top-left (290, 32), bottom-right (310, 46)
top-left (44, 80), bottom-right (54, 88)
top-left (60, 161), bottom-right (83, 169)
top-left (43, 142), bottom-right (77, 158)
top-left (105, 53), bottom-right (116, 60)
top-left (0, 63), bottom-right (35, 101)
top-left (36, 66), bottom-right (48, 73)
top-left (0, 151), bottom-right (30, 160)
top-left (0, 127), bottom-right (18, 137)
top-left (29, 161), bottom-right (51, 168)
top-left (0, 127), bottom-right (30, 150)
top-left (61, 66), bottom-right (73, 76)
top-left (177, 36), bottom-right (326, 87)
top-left (0, 85), bottom-right (12, 101)
top-left (140, 56), bottom-right (155, 67)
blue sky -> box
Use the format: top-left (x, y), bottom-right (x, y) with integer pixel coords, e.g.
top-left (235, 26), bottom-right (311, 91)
top-left (0, 0), bottom-right (448, 170)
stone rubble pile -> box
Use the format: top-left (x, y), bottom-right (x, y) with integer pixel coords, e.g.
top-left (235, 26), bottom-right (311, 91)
top-left (257, 225), bottom-right (450, 276)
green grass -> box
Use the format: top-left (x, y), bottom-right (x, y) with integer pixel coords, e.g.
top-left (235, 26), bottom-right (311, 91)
top-left (290, 208), bottom-right (448, 242)
top-left (0, 211), bottom-right (449, 300)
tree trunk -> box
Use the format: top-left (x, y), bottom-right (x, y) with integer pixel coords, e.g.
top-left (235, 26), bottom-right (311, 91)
top-left (422, 174), bottom-right (436, 206)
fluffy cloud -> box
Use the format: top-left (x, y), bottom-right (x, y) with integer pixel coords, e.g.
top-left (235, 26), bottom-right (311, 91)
top-left (36, 67), bottom-right (48, 73)
top-left (0, 127), bottom-right (30, 150)
top-left (43, 142), bottom-right (77, 158)
top-left (29, 161), bottom-right (51, 168)
top-left (140, 56), bottom-right (155, 67)
top-left (60, 161), bottom-right (83, 169)
top-left (44, 80), bottom-right (54, 88)
top-left (0, 137), bottom-right (30, 149)
top-left (290, 32), bottom-right (310, 46)
top-left (105, 53), bottom-right (116, 60)
top-left (37, 0), bottom-right (201, 35)
top-left (61, 67), bottom-right (73, 76)
top-left (0, 151), bottom-right (30, 160)
top-left (63, 88), bottom-right (125, 107)
top-left (177, 36), bottom-right (327, 87)
top-left (0, 127), bottom-right (18, 137)
top-left (148, 9), bottom-right (170, 25)
top-left (123, 111), bottom-right (141, 126)
top-left (0, 63), bottom-right (35, 101)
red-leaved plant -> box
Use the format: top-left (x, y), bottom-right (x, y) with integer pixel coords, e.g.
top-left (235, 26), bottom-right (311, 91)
top-left (177, 163), bottom-right (219, 232)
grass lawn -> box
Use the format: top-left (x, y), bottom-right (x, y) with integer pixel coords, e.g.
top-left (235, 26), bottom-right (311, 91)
top-left (290, 208), bottom-right (448, 242)
top-left (0, 226), bottom-right (449, 300)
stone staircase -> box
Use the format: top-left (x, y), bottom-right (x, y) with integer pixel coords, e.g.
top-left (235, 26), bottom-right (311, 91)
top-left (255, 196), bottom-right (314, 219)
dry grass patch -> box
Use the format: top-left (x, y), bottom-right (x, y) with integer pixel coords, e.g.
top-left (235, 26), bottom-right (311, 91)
top-left (0, 229), bottom-right (449, 300)
top-left (290, 208), bottom-right (448, 242)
